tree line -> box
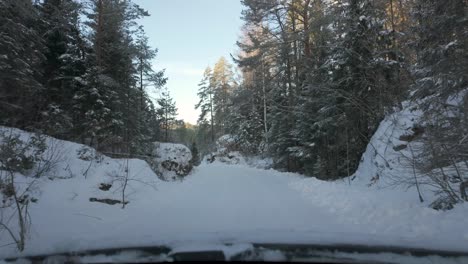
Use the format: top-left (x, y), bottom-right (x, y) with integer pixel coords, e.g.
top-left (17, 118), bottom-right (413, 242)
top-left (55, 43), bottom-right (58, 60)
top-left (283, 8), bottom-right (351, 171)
top-left (0, 0), bottom-right (180, 156)
top-left (196, 0), bottom-right (467, 197)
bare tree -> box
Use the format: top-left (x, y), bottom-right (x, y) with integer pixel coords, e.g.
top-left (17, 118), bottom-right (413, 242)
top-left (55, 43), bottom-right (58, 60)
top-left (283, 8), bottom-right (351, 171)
top-left (0, 130), bottom-right (60, 251)
top-left (105, 159), bottom-right (158, 209)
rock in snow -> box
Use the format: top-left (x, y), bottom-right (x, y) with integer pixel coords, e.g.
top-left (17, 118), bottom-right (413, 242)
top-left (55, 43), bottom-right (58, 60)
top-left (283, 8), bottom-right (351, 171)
top-left (203, 135), bottom-right (273, 169)
top-left (150, 142), bottom-right (193, 181)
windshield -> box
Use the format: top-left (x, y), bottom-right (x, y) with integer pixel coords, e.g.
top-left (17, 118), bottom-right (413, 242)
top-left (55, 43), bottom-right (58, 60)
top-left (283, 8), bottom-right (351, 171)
top-left (0, 0), bottom-right (467, 263)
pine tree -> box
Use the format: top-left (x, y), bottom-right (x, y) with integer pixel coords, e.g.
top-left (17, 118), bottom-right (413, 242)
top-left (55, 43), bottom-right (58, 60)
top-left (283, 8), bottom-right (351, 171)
top-left (227, 86), bottom-right (264, 154)
top-left (194, 121), bottom-right (213, 155)
top-left (234, 0), bottom-right (411, 176)
top-left (211, 57), bottom-right (236, 134)
top-left (234, 25), bottom-right (275, 152)
top-left (38, 0), bottom-right (87, 138)
top-left (157, 90), bottom-right (178, 142)
top-left (190, 141), bottom-right (200, 166)
top-left (298, 0), bottom-right (404, 179)
top-left (195, 67), bottom-right (215, 142)
top-left (412, 0), bottom-right (466, 101)
top-left (84, 0), bottom-right (155, 153)
top-left (0, 0), bottom-right (166, 155)
top-left (0, 0), bottom-right (45, 129)
top-left (411, 0), bottom-right (468, 205)
top-left (134, 29), bottom-right (167, 113)
top-left (291, 0), bottom-right (334, 177)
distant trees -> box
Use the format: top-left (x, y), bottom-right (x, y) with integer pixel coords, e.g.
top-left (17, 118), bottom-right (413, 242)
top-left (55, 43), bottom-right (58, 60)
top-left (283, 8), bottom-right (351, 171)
top-left (0, 0), bottom-right (172, 156)
top-left (195, 57), bottom-right (237, 145)
top-left (211, 57), bottom-right (237, 133)
top-left (195, 67), bottom-right (215, 142)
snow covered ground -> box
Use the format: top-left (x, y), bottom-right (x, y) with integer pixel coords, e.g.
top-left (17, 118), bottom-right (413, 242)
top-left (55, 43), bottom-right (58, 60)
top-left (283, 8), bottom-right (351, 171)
top-left (1, 125), bottom-right (468, 261)
top-left (1, 160), bottom-right (468, 259)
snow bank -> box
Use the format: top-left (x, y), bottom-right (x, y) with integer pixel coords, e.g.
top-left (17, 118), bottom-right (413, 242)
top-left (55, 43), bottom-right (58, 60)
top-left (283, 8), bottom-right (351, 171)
top-left (353, 102), bottom-right (424, 187)
top-left (0, 126), bottom-right (162, 255)
top-left (352, 97), bottom-right (468, 209)
top-left (150, 142), bottom-right (192, 181)
top-left (0, 127), bottom-right (159, 188)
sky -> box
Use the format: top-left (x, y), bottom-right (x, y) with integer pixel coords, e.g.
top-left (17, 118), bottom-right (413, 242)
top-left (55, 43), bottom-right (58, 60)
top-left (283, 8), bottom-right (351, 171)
top-left (134, 0), bottom-right (244, 124)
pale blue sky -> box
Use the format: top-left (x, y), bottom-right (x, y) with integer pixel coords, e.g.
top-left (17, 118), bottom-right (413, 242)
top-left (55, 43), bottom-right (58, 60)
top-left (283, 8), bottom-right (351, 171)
top-left (134, 0), bottom-right (244, 124)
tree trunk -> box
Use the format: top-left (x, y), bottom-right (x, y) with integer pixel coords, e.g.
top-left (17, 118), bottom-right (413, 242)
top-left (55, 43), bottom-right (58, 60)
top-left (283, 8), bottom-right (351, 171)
top-left (261, 55), bottom-right (268, 143)
top-left (96, 0), bottom-right (103, 67)
top-left (209, 91), bottom-right (214, 142)
top-left (303, 0), bottom-right (311, 59)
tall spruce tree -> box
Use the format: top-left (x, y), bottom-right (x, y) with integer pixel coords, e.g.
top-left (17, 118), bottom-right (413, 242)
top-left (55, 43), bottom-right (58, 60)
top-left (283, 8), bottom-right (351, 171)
top-left (0, 0), bottom-right (45, 129)
top-left (211, 57), bottom-right (236, 135)
top-left (411, 0), bottom-right (468, 205)
top-left (38, 0), bottom-right (87, 138)
top-left (157, 89), bottom-right (178, 142)
top-left (195, 67), bottom-right (215, 142)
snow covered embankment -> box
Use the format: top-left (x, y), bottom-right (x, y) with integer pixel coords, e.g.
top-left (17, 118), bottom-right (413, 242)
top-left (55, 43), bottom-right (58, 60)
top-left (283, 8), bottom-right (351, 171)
top-left (353, 98), bottom-right (468, 209)
top-left (353, 101), bottom-right (424, 187)
top-left (0, 127), bottom-right (161, 256)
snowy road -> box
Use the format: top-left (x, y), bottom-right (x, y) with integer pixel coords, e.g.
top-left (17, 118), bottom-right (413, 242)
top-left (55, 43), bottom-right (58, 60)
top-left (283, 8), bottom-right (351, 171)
top-left (1, 162), bottom-right (468, 258)
top-left (148, 163), bottom-right (468, 252)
